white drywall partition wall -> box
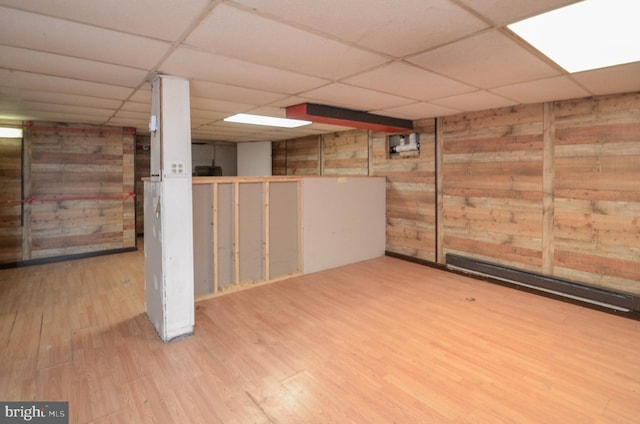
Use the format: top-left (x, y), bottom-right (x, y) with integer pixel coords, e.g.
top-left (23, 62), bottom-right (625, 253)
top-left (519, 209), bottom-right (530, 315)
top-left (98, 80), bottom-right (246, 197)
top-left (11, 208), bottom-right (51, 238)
top-left (302, 177), bottom-right (386, 274)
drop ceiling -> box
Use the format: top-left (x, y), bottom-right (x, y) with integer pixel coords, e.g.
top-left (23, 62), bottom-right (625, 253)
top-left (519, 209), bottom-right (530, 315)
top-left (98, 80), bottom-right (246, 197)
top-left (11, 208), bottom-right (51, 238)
top-left (0, 0), bottom-right (638, 142)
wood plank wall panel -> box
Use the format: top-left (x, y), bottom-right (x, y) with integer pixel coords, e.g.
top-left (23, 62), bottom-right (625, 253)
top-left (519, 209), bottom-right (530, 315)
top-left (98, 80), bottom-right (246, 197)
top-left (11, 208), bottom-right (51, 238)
top-left (371, 122), bottom-right (437, 262)
top-left (0, 138), bottom-right (22, 262)
top-left (441, 104), bottom-right (545, 273)
top-left (552, 93), bottom-right (640, 295)
top-left (122, 131), bottom-right (135, 247)
top-left (284, 136), bottom-right (320, 175)
top-left (135, 135), bottom-right (150, 235)
top-left (322, 131), bottom-right (368, 175)
top-left (271, 141), bottom-right (287, 176)
top-left (18, 122), bottom-right (136, 262)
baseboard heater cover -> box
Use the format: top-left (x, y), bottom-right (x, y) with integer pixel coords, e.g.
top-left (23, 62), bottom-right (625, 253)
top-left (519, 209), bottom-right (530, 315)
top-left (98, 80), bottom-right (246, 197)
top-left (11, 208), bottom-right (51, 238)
top-left (445, 254), bottom-right (639, 313)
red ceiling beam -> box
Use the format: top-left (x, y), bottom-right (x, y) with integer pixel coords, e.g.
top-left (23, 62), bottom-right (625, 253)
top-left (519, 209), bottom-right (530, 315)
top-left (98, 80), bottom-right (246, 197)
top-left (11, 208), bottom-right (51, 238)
top-left (285, 103), bottom-right (414, 133)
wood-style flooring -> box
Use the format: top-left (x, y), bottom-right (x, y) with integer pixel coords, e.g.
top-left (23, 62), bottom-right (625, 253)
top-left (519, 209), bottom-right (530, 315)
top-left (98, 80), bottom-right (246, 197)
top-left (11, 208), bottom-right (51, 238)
top-left (1, 247), bottom-right (639, 423)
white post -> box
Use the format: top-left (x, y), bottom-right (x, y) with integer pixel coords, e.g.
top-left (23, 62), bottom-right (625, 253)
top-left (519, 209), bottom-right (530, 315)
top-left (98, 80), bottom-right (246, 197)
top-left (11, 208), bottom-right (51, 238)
top-left (144, 75), bottom-right (194, 342)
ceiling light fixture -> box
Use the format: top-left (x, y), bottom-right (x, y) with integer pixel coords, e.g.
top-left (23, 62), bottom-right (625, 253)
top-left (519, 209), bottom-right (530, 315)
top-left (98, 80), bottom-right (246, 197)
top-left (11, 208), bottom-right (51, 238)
top-left (285, 103), bottom-right (413, 132)
top-left (508, 0), bottom-right (640, 73)
top-left (0, 127), bottom-right (23, 138)
top-left (224, 113), bottom-right (311, 128)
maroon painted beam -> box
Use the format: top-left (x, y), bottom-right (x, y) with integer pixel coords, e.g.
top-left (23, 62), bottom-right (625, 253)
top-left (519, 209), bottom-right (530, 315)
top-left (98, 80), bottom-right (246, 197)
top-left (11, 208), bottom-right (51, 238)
top-left (286, 103), bottom-right (413, 133)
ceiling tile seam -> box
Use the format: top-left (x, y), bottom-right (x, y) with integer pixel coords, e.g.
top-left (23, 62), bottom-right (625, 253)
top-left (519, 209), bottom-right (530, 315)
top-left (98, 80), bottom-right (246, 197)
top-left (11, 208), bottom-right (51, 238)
top-left (0, 4), bottom-right (195, 44)
top-left (0, 43), bottom-right (153, 77)
top-left (448, 0), bottom-right (502, 28)
top-left (496, 26), bottom-right (595, 98)
top-left (0, 68), bottom-right (133, 98)
top-left (221, 0), bottom-right (412, 62)
top-left (106, 0), bottom-right (226, 127)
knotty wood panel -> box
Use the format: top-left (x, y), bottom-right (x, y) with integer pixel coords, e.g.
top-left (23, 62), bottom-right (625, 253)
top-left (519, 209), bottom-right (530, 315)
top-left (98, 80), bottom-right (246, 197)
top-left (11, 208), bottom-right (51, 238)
top-left (322, 130), bottom-right (368, 175)
top-left (271, 140), bottom-right (287, 176)
top-left (284, 136), bottom-right (320, 175)
top-left (553, 93), bottom-right (640, 295)
top-left (0, 138), bottom-right (22, 263)
top-left (371, 121), bottom-right (437, 262)
top-left (441, 104), bottom-right (545, 273)
top-left (17, 122), bottom-right (136, 262)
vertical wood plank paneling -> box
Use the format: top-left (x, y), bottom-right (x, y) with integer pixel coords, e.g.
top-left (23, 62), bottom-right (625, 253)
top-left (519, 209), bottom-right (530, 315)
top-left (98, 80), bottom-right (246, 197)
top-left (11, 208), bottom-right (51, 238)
top-left (322, 130), bottom-right (368, 176)
top-left (441, 104), bottom-right (545, 273)
top-left (553, 93), bottom-right (640, 295)
top-left (371, 121), bottom-right (437, 262)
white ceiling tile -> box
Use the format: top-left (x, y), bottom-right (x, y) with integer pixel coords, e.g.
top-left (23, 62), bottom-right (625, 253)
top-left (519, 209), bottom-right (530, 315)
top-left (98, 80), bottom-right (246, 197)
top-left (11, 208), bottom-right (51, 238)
top-left (191, 109), bottom-right (228, 121)
top-left (128, 88), bottom-right (152, 104)
top-left (0, 0), bottom-right (636, 142)
top-left (21, 111), bottom-right (108, 124)
top-left (0, 7), bottom-right (171, 69)
top-left (343, 62), bottom-right (475, 101)
top-left (190, 80), bottom-right (286, 106)
top-left (456, 0), bottom-right (578, 26)
top-left (21, 101), bottom-right (113, 118)
top-left (0, 87), bottom-right (123, 109)
top-left (572, 62), bottom-right (640, 96)
top-left (113, 110), bottom-right (148, 121)
top-left (409, 30), bottom-right (561, 89)
top-left (190, 97), bottom-right (254, 113)
top-left (160, 47), bottom-right (329, 94)
top-left (120, 102), bottom-right (151, 113)
top-left (301, 83), bottom-right (414, 111)
top-left (0, 0), bottom-right (212, 41)
top-left (0, 69), bottom-right (134, 100)
top-left (491, 75), bottom-right (590, 104)
top-left (0, 46), bottom-right (148, 87)
top-left (229, 0), bottom-right (488, 57)
top-left (432, 90), bottom-right (517, 111)
top-left (186, 4), bottom-right (388, 79)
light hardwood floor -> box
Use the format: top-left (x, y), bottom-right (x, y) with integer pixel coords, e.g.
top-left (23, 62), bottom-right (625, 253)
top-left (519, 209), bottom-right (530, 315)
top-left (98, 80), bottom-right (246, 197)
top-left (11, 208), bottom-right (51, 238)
top-left (1, 246), bottom-right (639, 423)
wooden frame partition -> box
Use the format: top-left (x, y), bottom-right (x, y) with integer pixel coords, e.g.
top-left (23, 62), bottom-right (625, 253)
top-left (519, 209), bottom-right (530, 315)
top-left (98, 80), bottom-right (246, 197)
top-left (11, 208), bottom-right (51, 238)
top-left (193, 177), bottom-right (303, 299)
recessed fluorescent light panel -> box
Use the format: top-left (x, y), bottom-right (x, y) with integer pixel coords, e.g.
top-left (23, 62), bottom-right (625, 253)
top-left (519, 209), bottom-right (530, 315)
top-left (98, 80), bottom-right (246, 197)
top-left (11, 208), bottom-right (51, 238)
top-left (224, 113), bottom-right (311, 128)
top-left (508, 0), bottom-right (640, 73)
top-left (0, 127), bottom-right (23, 138)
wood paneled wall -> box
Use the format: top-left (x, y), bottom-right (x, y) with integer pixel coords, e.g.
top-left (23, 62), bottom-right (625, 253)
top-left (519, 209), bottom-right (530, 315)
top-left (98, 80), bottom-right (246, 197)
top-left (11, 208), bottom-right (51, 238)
top-left (0, 122), bottom-right (136, 265)
top-left (273, 92), bottom-right (639, 297)
top-left (277, 135), bottom-right (321, 175)
top-left (322, 131), bottom-right (369, 175)
top-left (0, 137), bottom-right (23, 263)
top-left (135, 135), bottom-right (150, 236)
top-left (371, 123), bottom-right (437, 262)
top-left (440, 104), bottom-right (545, 273)
top-left (552, 94), bottom-right (640, 294)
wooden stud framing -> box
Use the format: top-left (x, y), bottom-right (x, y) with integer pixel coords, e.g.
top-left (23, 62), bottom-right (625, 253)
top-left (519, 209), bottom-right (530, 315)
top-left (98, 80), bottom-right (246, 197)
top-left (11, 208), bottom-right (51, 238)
top-left (212, 182), bottom-right (219, 295)
top-left (233, 181), bottom-right (240, 286)
top-left (264, 181), bottom-right (270, 281)
top-left (193, 176), bottom-right (305, 300)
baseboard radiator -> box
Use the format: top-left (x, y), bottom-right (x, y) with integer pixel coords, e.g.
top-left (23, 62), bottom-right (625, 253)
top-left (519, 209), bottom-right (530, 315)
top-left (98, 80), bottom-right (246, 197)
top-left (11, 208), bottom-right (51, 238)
top-left (445, 254), bottom-right (640, 313)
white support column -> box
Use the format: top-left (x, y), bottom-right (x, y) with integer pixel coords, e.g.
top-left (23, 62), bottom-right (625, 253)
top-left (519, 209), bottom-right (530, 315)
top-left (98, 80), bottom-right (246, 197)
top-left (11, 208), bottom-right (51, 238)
top-left (144, 75), bottom-right (194, 342)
